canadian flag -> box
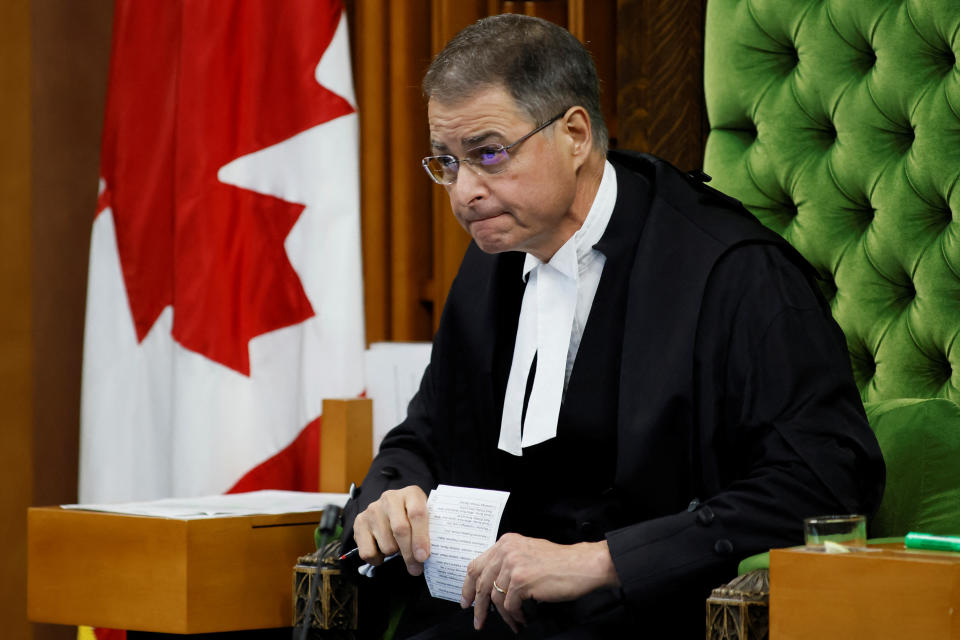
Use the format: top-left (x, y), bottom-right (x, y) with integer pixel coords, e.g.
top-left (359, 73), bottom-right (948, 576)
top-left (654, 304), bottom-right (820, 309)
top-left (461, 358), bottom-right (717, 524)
top-left (80, 0), bottom-right (364, 504)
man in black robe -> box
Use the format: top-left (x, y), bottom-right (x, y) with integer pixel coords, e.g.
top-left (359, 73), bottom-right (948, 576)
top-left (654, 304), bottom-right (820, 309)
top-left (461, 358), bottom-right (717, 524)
top-left (342, 13), bottom-right (884, 639)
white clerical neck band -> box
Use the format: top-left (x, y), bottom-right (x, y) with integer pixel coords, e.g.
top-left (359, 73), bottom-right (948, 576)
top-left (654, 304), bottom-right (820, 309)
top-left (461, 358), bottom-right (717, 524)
top-left (498, 160), bottom-right (617, 456)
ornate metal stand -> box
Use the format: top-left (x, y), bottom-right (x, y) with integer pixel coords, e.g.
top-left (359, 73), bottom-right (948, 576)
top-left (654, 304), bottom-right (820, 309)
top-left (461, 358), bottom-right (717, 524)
top-left (293, 539), bottom-right (358, 638)
top-left (706, 569), bottom-right (770, 640)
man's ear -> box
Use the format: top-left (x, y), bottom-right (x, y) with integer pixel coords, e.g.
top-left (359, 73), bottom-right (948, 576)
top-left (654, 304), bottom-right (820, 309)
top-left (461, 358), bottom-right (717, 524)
top-left (559, 106), bottom-right (593, 169)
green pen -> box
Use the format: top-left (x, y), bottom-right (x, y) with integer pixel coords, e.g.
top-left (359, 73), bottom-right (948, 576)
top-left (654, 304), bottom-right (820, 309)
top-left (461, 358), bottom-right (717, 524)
top-left (904, 532), bottom-right (960, 552)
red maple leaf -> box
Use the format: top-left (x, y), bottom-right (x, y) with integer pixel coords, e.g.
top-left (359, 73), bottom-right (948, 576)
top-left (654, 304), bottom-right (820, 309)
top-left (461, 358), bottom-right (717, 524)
top-left (98, 0), bottom-right (354, 375)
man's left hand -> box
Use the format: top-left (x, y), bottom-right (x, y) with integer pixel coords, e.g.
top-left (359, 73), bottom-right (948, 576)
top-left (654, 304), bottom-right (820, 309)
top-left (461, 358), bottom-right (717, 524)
top-left (461, 533), bottom-right (620, 633)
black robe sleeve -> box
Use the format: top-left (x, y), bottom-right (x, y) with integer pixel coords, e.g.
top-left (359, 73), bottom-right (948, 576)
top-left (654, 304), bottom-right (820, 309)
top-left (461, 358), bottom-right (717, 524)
top-left (606, 243), bottom-right (885, 606)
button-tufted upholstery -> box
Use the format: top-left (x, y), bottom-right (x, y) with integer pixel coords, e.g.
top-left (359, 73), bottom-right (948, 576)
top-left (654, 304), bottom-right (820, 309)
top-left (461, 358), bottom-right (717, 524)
top-left (703, 0), bottom-right (960, 404)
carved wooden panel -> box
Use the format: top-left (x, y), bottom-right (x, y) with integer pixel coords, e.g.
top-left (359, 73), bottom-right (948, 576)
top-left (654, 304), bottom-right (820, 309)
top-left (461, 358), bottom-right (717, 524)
top-left (499, 1), bottom-right (568, 25)
top-left (353, 0), bottom-right (392, 342)
top-left (1, 4), bottom-right (34, 639)
top-left (353, 0), bottom-right (435, 342)
top-left (617, 0), bottom-right (707, 169)
top-left (386, 0), bottom-right (434, 340)
top-left (569, 0), bottom-right (619, 146)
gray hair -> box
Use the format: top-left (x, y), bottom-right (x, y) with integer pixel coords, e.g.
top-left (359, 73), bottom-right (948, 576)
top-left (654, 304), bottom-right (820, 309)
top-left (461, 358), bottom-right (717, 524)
top-left (423, 14), bottom-right (609, 154)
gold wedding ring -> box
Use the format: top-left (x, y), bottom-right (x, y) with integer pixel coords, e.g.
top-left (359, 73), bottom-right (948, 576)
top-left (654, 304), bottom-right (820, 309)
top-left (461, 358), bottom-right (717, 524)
top-left (493, 580), bottom-right (506, 594)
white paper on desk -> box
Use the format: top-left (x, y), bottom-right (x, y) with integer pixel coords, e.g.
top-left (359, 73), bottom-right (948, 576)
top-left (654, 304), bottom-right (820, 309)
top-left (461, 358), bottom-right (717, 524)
top-left (61, 489), bottom-right (349, 519)
top-left (424, 484), bottom-right (510, 602)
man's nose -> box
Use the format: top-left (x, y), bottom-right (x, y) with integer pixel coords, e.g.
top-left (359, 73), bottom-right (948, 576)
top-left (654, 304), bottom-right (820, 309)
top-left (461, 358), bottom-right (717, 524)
top-left (450, 164), bottom-right (487, 207)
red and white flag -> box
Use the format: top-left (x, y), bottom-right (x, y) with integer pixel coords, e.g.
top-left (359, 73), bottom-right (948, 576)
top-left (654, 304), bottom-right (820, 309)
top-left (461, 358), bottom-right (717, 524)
top-left (80, 0), bottom-right (364, 504)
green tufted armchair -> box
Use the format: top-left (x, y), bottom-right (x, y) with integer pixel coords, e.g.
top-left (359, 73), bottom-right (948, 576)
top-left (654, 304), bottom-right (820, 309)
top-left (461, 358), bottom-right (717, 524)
top-left (703, 0), bottom-right (960, 545)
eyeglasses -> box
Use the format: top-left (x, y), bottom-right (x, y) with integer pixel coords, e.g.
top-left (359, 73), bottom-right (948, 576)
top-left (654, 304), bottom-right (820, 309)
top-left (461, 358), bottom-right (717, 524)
top-left (421, 110), bottom-right (567, 185)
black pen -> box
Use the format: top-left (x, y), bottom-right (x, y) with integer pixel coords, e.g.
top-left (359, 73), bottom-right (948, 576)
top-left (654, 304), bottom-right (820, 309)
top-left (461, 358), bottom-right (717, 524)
top-left (339, 547), bottom-right (401, 562)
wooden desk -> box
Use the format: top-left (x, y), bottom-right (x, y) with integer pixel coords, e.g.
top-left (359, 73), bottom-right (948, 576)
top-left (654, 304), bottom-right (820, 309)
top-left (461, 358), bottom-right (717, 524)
top-left (27, 507), bottom-right (321, 634)
top-left (770, 543), bottom-right (960, 639)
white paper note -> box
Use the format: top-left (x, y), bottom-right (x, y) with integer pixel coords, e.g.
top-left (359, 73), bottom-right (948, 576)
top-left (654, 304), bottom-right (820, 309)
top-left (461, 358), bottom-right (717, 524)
top-left (424, 484), bottom-right (510, 602)
top-left (61, 489), bottom-right (349, 519)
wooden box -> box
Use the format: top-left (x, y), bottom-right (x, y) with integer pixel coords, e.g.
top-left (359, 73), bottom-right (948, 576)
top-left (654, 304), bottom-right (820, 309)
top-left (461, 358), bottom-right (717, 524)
top-left (770, 544), bottom-right (960, 639)
top-left (27, 506), bottom-right (322, 634)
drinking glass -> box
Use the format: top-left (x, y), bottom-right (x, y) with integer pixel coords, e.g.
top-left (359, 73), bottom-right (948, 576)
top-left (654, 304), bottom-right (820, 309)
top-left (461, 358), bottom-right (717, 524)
top-left (803, 514), bottom-right (867, 552)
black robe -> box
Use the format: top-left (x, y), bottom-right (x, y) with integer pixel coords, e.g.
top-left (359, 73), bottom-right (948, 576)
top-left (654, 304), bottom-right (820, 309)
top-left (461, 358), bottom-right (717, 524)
top-left (343, 152), bottom-right (885, 637)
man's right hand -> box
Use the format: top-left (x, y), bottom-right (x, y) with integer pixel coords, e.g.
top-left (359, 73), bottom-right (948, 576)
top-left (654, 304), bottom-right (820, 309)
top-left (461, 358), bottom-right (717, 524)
top-left (352, 485), bottom-right (431, 576)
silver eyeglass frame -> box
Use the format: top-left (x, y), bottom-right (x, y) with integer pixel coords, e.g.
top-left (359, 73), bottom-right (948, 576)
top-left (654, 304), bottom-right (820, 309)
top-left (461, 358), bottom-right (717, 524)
top-left (421, 110), bottom-right (568, 185)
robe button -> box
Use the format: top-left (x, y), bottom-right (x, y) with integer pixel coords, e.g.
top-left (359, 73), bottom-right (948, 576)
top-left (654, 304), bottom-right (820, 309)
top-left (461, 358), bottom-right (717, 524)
top-left (380, 466), bottom-right (399, 479)
top-left (714, 539), bottom-right (734, 556)
top-left (696, 505), bottom-right (715, 526)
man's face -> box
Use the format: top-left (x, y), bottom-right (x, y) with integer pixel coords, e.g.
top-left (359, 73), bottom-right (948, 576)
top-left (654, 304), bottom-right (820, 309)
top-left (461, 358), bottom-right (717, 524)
top-left (427, 86), bottom-right (580, 260)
